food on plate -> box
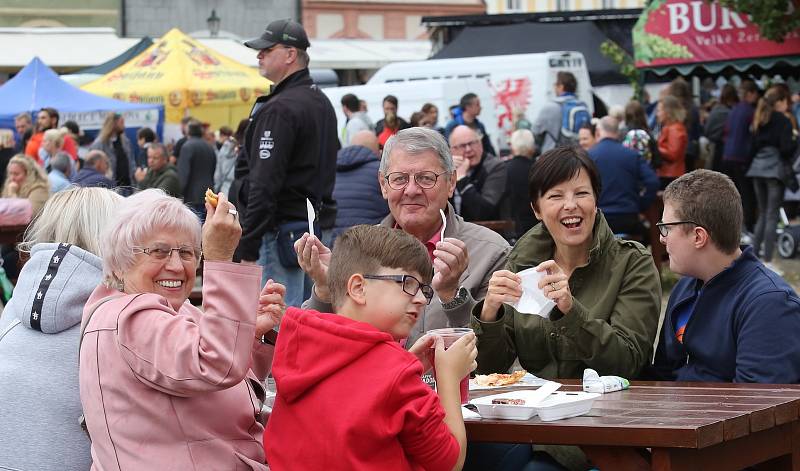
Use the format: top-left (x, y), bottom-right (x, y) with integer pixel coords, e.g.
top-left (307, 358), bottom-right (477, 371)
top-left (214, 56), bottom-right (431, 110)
top-left (205, 188), bottom-right (219, 208)
top-left (474, 370), bottom-right (527, 387)
top-left (491, 398), bottom-right (526, 405)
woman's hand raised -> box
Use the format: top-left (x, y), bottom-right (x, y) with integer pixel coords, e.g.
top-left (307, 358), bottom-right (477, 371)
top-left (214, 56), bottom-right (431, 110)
top-left (202, 192), bottom-right (241, 262)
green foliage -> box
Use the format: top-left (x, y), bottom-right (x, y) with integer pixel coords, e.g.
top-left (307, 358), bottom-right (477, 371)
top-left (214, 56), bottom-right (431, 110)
top-left (600, 40), bottom-right (642, 101)
top-left (635, 32), bottom-right (693, 64)
top-left (715, 0), bottom-right (800, 42)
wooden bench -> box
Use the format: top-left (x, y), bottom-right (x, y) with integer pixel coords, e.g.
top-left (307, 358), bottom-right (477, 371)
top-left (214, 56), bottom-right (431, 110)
top-left (473, 220), bottom-right (515, 237)
top-left (0, 224), bottom-right (27, 246)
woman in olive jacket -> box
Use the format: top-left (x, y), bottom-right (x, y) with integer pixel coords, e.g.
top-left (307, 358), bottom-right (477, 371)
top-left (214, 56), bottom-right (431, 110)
top-left (472, 146), bottom-right (662, 381)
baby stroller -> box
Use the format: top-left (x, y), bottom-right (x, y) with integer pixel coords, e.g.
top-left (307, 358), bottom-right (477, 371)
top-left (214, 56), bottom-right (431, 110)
top-left (778, 208), bottom-right (800, 259)
top-left (778, 225), bottom-right (800, 259)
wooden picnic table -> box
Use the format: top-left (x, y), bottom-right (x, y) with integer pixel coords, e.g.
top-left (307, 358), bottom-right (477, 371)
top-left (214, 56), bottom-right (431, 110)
top-left (466, 380), bottom-right (800, 470)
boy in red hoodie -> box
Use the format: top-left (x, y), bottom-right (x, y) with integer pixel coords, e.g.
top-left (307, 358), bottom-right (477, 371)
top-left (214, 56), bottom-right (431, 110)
top-left (264, 224), bottom-right (476, 470)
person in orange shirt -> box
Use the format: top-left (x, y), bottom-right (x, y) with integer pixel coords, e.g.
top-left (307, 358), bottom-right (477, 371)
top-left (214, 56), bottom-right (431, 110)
top-left (25, 108), bottom-right (77, 164)
top-left (656, 95), bottom-right (688, 189)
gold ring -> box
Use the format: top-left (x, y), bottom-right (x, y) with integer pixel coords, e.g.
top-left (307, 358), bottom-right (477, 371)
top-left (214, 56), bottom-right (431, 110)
top-left (550, 282), bottom-right (557, 291)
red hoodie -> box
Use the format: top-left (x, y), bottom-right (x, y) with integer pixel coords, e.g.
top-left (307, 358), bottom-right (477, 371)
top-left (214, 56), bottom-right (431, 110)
top-left (265, 308), bottom-right (459, 471)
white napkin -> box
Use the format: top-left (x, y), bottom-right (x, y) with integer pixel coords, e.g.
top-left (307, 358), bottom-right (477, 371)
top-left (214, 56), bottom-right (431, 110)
top-left (306, 198), bottom-right (316, 235)
top-left (505, 268), bottom-right (556, 318)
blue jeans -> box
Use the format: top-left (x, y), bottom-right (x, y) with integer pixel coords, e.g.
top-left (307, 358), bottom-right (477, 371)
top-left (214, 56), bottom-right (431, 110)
top-left (464, 443), bottom-right (567, 471)
top-left (257, 228), bottom-right (333, 307)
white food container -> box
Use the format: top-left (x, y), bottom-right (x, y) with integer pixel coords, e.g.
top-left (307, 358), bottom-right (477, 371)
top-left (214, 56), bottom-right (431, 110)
top-left (535, 391), bottom-right (600, 422)
top-left (469, 382), bottom-right (561, 420)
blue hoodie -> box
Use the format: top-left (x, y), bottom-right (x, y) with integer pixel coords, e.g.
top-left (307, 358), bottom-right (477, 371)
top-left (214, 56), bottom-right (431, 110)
top-left (650, 246), bottom-right (800, 383)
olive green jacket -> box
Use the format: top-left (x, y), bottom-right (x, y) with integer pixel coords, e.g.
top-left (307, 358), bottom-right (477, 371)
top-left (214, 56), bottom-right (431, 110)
top-left (472, 212), bottom-right (661, 380)
top-left (138, 164), bottom-right (182, 199)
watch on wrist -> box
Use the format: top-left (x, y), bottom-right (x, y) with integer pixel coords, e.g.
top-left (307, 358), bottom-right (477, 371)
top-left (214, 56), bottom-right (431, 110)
top-left (440, 286), bottom-right (469, 310)
top-left (261, 329), bottom-right (278, 346)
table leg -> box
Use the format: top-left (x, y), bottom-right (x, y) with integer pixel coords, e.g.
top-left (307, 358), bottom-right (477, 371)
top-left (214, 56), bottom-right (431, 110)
top-left (753, 421), bottom-right (800, 471)
top-left (582, 446), bottom-right (650, 471)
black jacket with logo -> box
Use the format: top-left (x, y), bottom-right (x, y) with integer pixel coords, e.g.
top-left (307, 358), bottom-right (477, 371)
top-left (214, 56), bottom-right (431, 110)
top-left (236, 68), bottom-right (339, 261)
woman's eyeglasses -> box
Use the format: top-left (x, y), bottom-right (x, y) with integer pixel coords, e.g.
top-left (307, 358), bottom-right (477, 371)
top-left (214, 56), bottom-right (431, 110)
top-left (133, 244), bottom-right (202, 263)
top-left (363, 274), bottom-right (434, 304)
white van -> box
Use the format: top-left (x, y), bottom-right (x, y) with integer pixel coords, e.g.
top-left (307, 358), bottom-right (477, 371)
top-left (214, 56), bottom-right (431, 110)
top-left (323, 78), bottom-right (496, 146)
top-left (366, 51), bottom-right (594, 151)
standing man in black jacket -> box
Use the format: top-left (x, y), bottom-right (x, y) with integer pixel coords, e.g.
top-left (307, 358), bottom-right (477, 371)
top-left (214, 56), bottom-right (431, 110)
top-left (238, 19), bottom-right (339, 306)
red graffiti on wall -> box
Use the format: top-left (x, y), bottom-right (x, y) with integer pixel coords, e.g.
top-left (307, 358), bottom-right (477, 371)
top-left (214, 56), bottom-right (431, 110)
top-left (492, 78), bottom-right (532, 139)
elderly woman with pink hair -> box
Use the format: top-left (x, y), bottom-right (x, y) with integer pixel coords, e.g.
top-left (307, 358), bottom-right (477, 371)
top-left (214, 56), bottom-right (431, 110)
top-left (78, 189), bottom-right (285, 470)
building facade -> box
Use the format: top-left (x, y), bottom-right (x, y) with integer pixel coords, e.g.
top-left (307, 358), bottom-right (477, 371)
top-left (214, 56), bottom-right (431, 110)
top-left (487, 0), bottom-right (644, 14)
top-left (302, 0), bottom-right (484, 40)
top-left (0, 0), bottom-right (118, 28)
top-left (122, 0), bottom-right (297, 39)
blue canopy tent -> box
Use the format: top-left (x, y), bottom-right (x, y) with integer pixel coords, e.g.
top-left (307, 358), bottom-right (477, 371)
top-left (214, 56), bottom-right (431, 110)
top-left (0, 57), bottom-right (164, 164)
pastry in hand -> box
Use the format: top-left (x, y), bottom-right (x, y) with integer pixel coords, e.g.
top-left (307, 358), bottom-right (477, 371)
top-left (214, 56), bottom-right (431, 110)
top-left (205, 188), bottom-right (219, 208)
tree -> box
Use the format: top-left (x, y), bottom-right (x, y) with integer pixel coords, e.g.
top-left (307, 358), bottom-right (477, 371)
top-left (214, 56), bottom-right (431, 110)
top-left (711, 0), bottom-right (800, 42)
top-left (600, 40), bottom-right (643, 101)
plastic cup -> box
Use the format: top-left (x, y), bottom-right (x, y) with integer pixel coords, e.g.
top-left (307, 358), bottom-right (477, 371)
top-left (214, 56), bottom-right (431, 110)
top-left (428, 327), bottom-right (473, 404)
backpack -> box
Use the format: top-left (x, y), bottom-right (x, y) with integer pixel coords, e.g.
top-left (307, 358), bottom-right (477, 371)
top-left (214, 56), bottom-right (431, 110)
top-left (557, 97), bottom-right (591, 146)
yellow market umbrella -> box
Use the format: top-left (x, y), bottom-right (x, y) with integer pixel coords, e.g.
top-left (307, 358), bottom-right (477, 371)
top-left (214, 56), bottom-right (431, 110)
top-left (83, 28), bottom-right (270, 129)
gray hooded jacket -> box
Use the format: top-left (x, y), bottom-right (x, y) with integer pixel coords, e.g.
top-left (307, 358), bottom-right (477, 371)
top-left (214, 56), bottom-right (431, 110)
top-left (0, 244), bottom-right (100, 471)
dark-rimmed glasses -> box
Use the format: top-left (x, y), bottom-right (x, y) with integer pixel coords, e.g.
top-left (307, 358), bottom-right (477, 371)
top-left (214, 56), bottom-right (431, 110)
top-left (656, 221), bottom-right (702, 237)
top-left (133, 244), bottom-right (202, 263)
top-left (451, 139), bottom-right (480, 153)
top-left (384, 171), bottom-right (446, 190)
top-left (363, 274), bottom-right (434, 304)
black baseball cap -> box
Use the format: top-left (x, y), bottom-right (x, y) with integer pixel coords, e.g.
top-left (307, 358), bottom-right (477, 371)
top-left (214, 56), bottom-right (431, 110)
top-left (244, 19), bottom-right (310, 50)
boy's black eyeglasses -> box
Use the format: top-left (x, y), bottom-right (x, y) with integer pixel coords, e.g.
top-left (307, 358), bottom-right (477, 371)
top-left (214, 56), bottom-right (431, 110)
top-left (656, 220), bottom-right (702, 237)
top-left (363, 274), bottom-right (434, 304)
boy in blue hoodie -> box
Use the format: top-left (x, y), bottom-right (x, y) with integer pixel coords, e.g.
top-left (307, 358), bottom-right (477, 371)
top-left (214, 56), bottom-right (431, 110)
top-left (648, 169), bottom-right (800, 383)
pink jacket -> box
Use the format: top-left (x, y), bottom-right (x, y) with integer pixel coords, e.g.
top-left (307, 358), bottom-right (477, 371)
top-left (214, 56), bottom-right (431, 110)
top-left (79, 261), bottom-right (272, 470)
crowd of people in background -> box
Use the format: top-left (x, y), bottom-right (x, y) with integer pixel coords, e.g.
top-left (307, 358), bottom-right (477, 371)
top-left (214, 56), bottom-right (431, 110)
top-left (0, 108), bottom-right (250, 279)
top-left (1, 17), bottom-right (800, 471)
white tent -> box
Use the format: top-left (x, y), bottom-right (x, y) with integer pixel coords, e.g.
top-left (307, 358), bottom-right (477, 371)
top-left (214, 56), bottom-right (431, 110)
top-left (0, 27), bottom-right (430, 73)
top-left (0, 27), bottom-right (140, 72)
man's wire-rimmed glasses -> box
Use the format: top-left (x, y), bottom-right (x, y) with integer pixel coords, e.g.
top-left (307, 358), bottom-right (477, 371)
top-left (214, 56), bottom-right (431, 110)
top-left (384, 171), bottom-right (447, 190)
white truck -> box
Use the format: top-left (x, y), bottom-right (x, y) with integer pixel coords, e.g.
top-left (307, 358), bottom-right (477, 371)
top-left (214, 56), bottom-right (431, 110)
top-left (323, 51), bottom-right (593, 152)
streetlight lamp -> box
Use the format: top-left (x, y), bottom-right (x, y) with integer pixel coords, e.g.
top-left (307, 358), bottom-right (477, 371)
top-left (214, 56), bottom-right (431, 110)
top-left (207, 9), bottom-right (221, 38)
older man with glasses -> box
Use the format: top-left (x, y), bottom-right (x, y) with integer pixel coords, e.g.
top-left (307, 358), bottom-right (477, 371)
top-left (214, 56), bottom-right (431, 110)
top-left (296, 127), bottom-right (510, 348)
top-left (448, 125), bottom-right (508, 222)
